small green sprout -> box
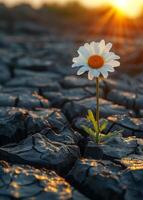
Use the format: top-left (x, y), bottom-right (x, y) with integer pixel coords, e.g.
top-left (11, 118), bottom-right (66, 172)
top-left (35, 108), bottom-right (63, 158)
top-left (82, 110), bottom-right (122, 144)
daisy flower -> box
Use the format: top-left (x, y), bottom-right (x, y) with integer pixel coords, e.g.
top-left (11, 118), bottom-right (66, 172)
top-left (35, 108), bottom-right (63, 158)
top-left (72, 40), bottom-right (120, 80)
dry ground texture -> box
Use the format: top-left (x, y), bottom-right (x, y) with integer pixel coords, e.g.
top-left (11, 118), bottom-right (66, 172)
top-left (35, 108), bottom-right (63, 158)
top-left (0, 3), bottom-right (143, 200)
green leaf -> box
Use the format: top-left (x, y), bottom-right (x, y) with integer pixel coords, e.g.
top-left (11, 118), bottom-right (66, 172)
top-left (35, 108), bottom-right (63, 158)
top-left (100, 119), bottom-right (108, 132)
top-left (82, 125), bottom-right (96, 142)
top-left (87, 110), bottom-right (94, 121)
top-left (82, 125), bottom-right (95, 137)
top-left (100, 130), bottom-right (123, 141)
top-left (87, 110), bottom-right (98, 133)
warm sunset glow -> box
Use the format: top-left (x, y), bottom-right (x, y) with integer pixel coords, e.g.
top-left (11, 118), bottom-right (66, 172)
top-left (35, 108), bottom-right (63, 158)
top-left (109, 0), bottom-right (143, 18)
top-left (0, 0), bottom-right (142, 18)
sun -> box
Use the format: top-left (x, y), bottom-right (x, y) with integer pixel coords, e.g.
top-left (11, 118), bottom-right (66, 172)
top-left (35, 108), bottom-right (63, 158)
top-left (113, 0), bottom-right (128, 10)
top-left (109, 0), bottom-right (143, 18)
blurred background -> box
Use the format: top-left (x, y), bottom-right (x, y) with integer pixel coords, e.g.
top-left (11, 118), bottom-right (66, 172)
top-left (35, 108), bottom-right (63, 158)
top-left (0, 0), bottom-right (143, 75)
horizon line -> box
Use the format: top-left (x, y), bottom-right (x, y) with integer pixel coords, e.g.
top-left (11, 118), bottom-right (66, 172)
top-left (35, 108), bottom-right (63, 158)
top-left (0, 0), bottom-right (109, 9)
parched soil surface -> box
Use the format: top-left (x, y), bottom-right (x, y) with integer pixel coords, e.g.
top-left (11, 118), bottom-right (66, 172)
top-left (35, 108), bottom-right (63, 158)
top-left (0, 6), bottom-right (143, 200)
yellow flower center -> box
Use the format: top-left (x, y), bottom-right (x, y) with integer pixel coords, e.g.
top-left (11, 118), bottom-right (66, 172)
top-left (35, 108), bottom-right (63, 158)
top-left (88, 55), bottom-right (104, 69)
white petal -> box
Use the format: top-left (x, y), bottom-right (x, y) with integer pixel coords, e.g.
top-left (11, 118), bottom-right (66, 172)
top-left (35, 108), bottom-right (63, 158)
top-left (84, 43), bottom-right (93, 54)
top-left (104, 65), bottom-right (115, 72)
top-left (105, 42), bottom-right (112, 52)
top-left (72, 63), bottom-right (80, 68)
top-left (72, 58), bottom-right (86, 68)
top-left (102, 70), bottom-right (109, 78)
top-left (90, 41), bottom-right (96, 53)
top-left (92, 70), bottom-right (100, 77)
top-left (78, 46), bottom-right (89, 59)
top-left (112, 54), bottom-right (120, 60)
top-left (106, 53), bottom-right (120, 62)
top-left (90, 42), bottom-right (99, 54)
top-left (72, 56), bottom-right (86, 67)
top-left (77, 66), bottom-right (88, 75)
top-left (73, 56), bottom-right (84, 63)
top-left (88, 70), bottom-right (94, 80)
top-left (99, 40), bottom-right (106, 54)
top-left (107, 60), bottom-right (120, 67)
top-left (98, 68), bottom-right (109, 78)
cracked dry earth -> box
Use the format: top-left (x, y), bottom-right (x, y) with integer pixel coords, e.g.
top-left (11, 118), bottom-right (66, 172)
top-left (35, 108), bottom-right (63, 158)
top-left (0, 34), bottom-right (143, 200)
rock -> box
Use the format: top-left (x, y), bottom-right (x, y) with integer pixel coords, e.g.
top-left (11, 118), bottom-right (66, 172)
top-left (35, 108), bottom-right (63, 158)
top-left (43, 88), bottom-right (93, 107)
top-left (72, 189), bottom-right (90, 200)
top-left (61, 76), bottom-right (95, 88)
top-left (0, 64), bottom-right (11, 83)
top-left (63, 97), bottom-right (129, 120)
top-left (120, 154), bottom-right (143, 168)
top-left (0, 107), bottom-right (49, 145)
top-left (15, 21), bottom-right (50, 34)
top-left (107, 89), bottom-right (143, 110)
top-left (31, 108), bottom-right (58, 119)
top-left (15, 69), bottom-right (61, 79)
top-left (84, 135), bottom-right (137, 160)
top-left (6, 76), bottom-right (61, 91)
top-left (0, 107), bottom-right (81, 147)
top-left (0, 161), bottom-right (87, 200)
top-left (16, 57), bottom-right (53, 71)
top-left (108, 123), bottom-right (134, 138)
top-left (0, 133), bottom-right (80, 174)
top-left (68, 157), bottom-right (143, 200)
top-left (102, 78), bottom-right (133, 93)
top-left (67, 159), bottom-right (123, 200)
top-left (108, 115), bottom-right (143, 138)
top-left (16, 93), bottom-right (50, 109)
top-left (1, 86), bottom-right (39, 95)
top-left (136, 95), bottom-right (143, 109)
top-left (0, 93), bottom-right (17, 107)
top-left (119, 156), bottom-right (143, 200)
top-left (40, 111), bottom-right (83, 145)
top-left (84, 86), bottom-right (104, 97)
top-left (136, 139), bottom-right (143, 155)
top-left (107, 90), bottom-right (136, 109)
top-left (0, 92), bottom-right (50, 109)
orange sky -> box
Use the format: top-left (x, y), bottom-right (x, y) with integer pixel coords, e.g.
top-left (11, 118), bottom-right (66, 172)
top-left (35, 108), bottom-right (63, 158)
top-left (0, 0), bottom-right (142, 18)
top-left (0, 0), bottom-right (115, 8)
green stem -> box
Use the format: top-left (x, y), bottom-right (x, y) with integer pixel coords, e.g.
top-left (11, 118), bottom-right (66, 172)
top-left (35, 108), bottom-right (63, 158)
top-left (96, 77), bottom-right (100, 144)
